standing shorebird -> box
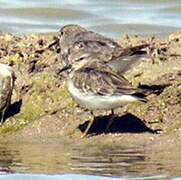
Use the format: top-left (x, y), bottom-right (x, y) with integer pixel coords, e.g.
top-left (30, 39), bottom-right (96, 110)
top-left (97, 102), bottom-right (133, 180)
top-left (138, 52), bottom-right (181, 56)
top-left (0, 64), bottom-right (15, 124)
top-left (57, 24), bottom-right (149, 74)
top-left (60, 55), bottom-right (148, 137)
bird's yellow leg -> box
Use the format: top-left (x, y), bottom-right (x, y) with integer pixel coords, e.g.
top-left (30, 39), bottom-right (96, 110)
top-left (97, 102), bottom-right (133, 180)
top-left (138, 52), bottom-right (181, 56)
top-left (81, 111), bottom-right (95, 138)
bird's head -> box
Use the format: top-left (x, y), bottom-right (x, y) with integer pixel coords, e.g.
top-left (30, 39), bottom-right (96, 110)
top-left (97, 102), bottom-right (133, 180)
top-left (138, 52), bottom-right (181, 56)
top-left (58, 24), bottom-right (87, 54)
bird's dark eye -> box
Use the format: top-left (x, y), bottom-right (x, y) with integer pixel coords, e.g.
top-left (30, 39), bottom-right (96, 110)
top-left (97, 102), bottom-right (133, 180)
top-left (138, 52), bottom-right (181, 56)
top-left (56, 47), bottom-right (61, 53)
top-left (60, 31), bottom-right (64, 36)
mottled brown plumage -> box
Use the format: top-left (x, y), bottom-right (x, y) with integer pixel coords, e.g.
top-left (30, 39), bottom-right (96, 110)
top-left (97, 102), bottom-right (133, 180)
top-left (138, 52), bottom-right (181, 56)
top-left (72, 60), bottom-right (137, 96)
top-left (0, 77), bottom-right (12, 110)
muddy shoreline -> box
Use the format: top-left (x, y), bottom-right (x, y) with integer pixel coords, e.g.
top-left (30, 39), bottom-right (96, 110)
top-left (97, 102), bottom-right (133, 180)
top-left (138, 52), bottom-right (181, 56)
top-left (0, 32), bottom-right (180, 143)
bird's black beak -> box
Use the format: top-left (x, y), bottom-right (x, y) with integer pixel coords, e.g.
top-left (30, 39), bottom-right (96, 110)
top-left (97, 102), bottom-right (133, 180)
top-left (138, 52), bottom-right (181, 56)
top-left (58, 64), bottom-right (72, 73)
top-left (47, 37), bottom-right (61, 52)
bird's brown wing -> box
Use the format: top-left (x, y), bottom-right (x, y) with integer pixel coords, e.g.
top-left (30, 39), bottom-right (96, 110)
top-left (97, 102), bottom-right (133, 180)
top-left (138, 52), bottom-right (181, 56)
top-left (113, 43), bottom-right (149, 57)
top-left (72, 61), bottom-right (137, 96)
top-left (0, 76), bottom-right (12, 111)
top-left (107, 43), bottom-right (150, 73)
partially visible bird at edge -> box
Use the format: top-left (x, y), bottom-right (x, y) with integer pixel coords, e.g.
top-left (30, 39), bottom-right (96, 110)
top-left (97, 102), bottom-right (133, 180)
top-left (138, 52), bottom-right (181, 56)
top-left (0, 63), bottom-right (15, 124)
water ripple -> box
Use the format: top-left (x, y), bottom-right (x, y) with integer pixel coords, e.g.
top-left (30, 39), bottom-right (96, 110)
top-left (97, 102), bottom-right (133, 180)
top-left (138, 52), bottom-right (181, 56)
top-left (0, 0), bottom-right (181, 36)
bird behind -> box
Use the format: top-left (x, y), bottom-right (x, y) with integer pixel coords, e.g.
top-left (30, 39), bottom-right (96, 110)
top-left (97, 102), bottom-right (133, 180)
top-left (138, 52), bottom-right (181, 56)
top-left (0, 64), bottom-right (15, 124)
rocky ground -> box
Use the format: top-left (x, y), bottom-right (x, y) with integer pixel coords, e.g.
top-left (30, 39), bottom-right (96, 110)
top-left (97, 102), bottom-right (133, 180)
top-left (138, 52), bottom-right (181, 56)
top-left (0, 32), bottom-right (180, 147)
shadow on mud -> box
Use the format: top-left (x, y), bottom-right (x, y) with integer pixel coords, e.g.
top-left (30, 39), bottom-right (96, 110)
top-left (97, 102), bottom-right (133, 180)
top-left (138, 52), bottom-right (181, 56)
top-left (78, 113), bottom-right (159, 136)
top-left (4, 99), bottom-right (22, 122)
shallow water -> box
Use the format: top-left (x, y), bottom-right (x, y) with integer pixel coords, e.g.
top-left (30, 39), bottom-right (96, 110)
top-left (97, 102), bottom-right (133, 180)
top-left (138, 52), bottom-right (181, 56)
top-left (0, 174), bottom-right (168, 180)
top-left (0, 174), bottom-right (119, 180)
top-left (0, 140), bottom-right (176, 179)
top-left (0, 0), bottom-right (181, 37)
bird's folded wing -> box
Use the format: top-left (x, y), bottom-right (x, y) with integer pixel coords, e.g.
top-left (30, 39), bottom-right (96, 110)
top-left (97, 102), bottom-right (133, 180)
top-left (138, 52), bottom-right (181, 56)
top-left (108, 43), bottom-right (150, 73)
top-left (72, 61), bottom-right (137, 96)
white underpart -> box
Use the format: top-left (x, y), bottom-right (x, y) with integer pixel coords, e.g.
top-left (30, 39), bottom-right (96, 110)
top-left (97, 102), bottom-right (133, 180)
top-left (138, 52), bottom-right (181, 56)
top-left (66, 80), bottom-right (142, 110)
top-left (0, 64), bottom-right (13, 77)
top-left (0, 64), bottom-right (14, 87)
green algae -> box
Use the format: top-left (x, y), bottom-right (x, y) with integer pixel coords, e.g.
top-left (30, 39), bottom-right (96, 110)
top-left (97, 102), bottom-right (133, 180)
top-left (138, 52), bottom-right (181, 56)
top-left (0, 69), bottom-right (76, 135)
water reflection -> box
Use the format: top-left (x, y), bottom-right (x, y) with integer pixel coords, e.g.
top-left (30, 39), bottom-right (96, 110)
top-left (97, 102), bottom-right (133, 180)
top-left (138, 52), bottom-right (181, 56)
top-left (70, 147), bottom-right (146, 177)
top-left (0, 142), bottom-right (173, 178)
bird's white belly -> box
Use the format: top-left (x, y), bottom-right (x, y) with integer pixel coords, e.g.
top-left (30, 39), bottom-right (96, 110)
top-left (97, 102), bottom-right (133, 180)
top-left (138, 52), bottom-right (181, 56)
top-left (66, 80), bottom-right (138, 110)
